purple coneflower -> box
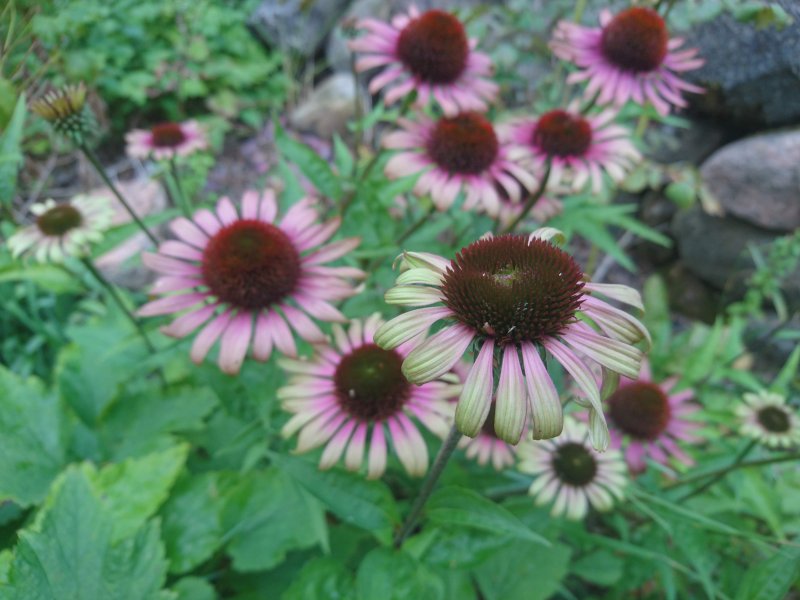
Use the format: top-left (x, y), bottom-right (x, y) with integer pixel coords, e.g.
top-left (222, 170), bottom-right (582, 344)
top-left (138, 190), bottom-right (363, 374)
top-left (8, 196), bottom-right (113, 262)
top-left (550, 7), bottom-right (704, 115)
top-left (126, 121), bottom-right (208, 160)
top-left (737, 391), bottom-right (800, 449)
top-left (518, 419), bottom-right (626, 520)
top-left (349, 7), bottom-right (498, 115)
top-left (505, 107), bottom-right (640, 194)
top-left (605, 360), bottom-right (701, 473)
top-left (375, 229), bottom-right (649, 449)
top-left (384, 111), bottom-right (537, 216)
top-left (279, 314), bottom-right (454, 478)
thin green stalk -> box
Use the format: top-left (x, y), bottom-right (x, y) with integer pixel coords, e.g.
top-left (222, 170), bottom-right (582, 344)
top-left (573, 0), bottom-right (588, 23)
top-left (79, 143), bottom-right (158, 245)
top-left (394, 425), bottom-right (461, 548)
top-left (169, 157), bottom-right (191, 217)
top-left (634, 113), bottom-right (650, 139)
top-left (498, 162), bottom-right (552, 235)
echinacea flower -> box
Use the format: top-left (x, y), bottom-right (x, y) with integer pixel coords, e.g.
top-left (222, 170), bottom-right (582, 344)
top-left (126, 121), bottom-right (208, 161)
top-left (375, 228), bottom-right (649, 450)
top-left (384, 111), bottom-right (537, 216)
top-left (737, 391), bottom-right (800, 449)
top-left (550, 7), bottom-right (704, 116)
top-left (518, 419), bottom-right (626, 520)
top-left (138, 190), bottom-right (363, 374)
top-left (350, 7), bottom-right (498, 115)
top-left (505, 107), bottom-right (640, 193)
top-left (279, 314), bottom-right (454, 478)
top-left (605, 360), bottom-right (701, 472)
top-left (30, 83), bottom-right (92, 143)
top-left (8, 196), bottom-right (113, 263)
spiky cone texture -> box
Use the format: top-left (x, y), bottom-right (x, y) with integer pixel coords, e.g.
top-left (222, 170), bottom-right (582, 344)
top-left (279, 315), bottom-right (455, 479)
top-left (30, 83), bottom-right (94, 145)
top-left (126, 121), bottom-right (208, 161)
top-left (504, 105), bottom-right (640, 194)
top-left (349, 6), bottom-right (498, 115)
top-left (137, 190), bottom-right (363, 374)
top-left (518, 418), bottom-right (626, 520)
top-left (375, 228), bottom-right (650, 450)
top-left (605, 360), bottom-right (701, 473)
top-left (550, 7), bottom-right (704, 116)
top-left (737, 391), bottom-right (800, 449)
top-left (7, 196), bottom-right (113, 263)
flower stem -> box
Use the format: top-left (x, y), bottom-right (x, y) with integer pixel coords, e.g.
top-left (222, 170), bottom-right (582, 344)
top-left (169, 157), bottom-right (191, 217)
top-left (79, 143), bottom-right (158, 246)
top-left (499, 162), bottom-right (552, 235)
top-left (393, 425), bottom-right (461, 548)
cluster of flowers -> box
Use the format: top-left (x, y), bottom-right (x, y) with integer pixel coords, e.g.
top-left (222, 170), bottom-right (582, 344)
top-left (14, 5), bottom-right (798, 521)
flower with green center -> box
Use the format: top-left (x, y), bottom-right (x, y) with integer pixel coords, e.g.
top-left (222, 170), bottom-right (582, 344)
top-left (736, 391), bottom-right (800, 449)
top-left (30, 83), bottom-right (93, 144)
top-left (7, 196), bottom-right (113, 263)
top-left (279, 314), bottom-right (455, 478)
top-left (518, 419), bottom-right (626, 520)
top-left (375, 228), bottom-right (650, 450)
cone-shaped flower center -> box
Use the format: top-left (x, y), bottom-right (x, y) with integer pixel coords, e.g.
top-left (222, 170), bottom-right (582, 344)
top-left (151, 123), bottom-right (187, 148)
top-left (607, 382), bottom-right (671, 441)
top-left (31, 85), bottom-right (87, 122)
top-left (201, 220), bottom-right (301, 310)
top-left (533, 110), bottom-right (593, 158)
top-left (334, 344), bottom-right (411, 421)
top-left (427, 112), bottom-right (499, 175)
top-left (441, 235), bottom-right (585, 344)
top-left (553, 442), bottom-right (597, 486)
top-left (36, 204), bottom-right (83, 236)
top-left (601, 8), bottom-right (668, 73)
top-left (396, 10), bottom-right (469, 84)
top-left (756, 406), bottom-right (790, 433)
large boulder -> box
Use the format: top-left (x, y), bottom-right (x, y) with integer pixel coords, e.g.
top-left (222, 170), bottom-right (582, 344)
top-left (700, 129), bottom-right (800, 233)
top-left (249, 0), bottom-right (351, 57)
top-left (685, 0), bottom-right (800, 128)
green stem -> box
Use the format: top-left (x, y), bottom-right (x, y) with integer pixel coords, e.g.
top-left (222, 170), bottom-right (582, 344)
top-left (79, 144), bottom-right (158, 245)
top-left (573, 0), bottom-right (588, 22)
top-left (169, 157), bottom-right (191, 217)
top-left (394, 425), bottom-right (461, 548)
top-left (634, 113), bottom-right (650, 139)
top-left (498, 162), bottom-right (551, 235)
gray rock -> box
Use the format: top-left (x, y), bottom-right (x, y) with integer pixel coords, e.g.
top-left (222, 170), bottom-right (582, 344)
top-left (685, 0), bottom-right (800, 128)
top-left (700, 129), bottom-right (800, 232)
top-left (249, 0), bottom-right (351, 57)
top-left (289, 73), bottom-right (366, 139)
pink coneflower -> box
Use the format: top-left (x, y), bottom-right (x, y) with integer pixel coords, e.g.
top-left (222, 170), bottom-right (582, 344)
top-left (138, 190), bottom-right (362, 374)
top-left (384, 112), bottom-right (537, 216)
top-left (605, 360), bottom-right (701, 473)
top-left (518, 419), bottom-right (626, 520)
top-left (349, 7), bottom-right (498, 115)
top-left (375, 229), bottom-right (649, 450)
top-left (505, 107), bottom-right (640, 194)
top-left (279, 314), bottom-right (454, 479)
top-left (7, 196), bottom-right (113, 263)
top-left (550, 7), bottom-right (704, 115)
top-left (126, 121), bottom-right (207, 160)
top-left (737, 391), bottom-right (800, 449)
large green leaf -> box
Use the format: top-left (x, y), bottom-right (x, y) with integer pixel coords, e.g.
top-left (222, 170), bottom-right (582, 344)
top-left (271, 453), bottom-right (399, 544)
top-left (356, 548), bottom-right (444, 600)
top-left (220, 468), bottom-right (327, 572)
top-left (0, 367), bottom-right (68, 507)
top-left (2, 468), bottom-right (170, 600)
top-left (734, 546), bottom-right (800, 600)
top-left (426, 486), bottom-right (549, 546)
top-left (0, 264), bottom-right (85, 294)
top-left (282, 557), bottom-right (355, 600)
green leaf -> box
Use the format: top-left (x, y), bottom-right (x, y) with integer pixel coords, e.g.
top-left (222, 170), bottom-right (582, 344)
top-left (332, 135), bottom-right (354, 177)
top-left (271, 453), bottom-right (399, 544)
top-left (282, 557), bottom-right (355, 600)
top-left (571, 550), bottom-right (624, 586)
top-left (86, 444), bottom-right (189, 542)
top-left (221, 468), bottom-right (327, 572)
top-left (3, 468), bottom-right (169, 600)
top-left (0, 92), bottom-right (26, 207)
top-left (473, 539), bottom-right (571, 600)
top-left (356, 548), bottom-right (444, 600)
top-left (0, 367), bottom-right (68, 507)
top-left (275, 124), bottom-right (342, 200)
top-left (735, 546), bottom-right (800, 600)
top-left (426, 486), bottom-right (549, 546)
top-left (0, 263), bottom-right (85, 294)
top-left (160, 473), bottom-right (223, 574)
top-left (172, 577), bottom-right (216, 600)
top-left (406, 526), bottom-right (512, 569)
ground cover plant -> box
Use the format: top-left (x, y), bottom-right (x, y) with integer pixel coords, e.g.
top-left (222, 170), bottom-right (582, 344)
top-left (1, 0), bottom-right (799, 598)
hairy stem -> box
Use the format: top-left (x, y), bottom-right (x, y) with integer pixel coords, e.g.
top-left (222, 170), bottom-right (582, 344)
top-left (169, 157), bottom-right (191, 217)
top-left (499, 162), bottom-right (552, 235)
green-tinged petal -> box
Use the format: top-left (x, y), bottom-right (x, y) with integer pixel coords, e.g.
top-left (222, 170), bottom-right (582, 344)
top-left (455, 339), bottom-right (495, 437)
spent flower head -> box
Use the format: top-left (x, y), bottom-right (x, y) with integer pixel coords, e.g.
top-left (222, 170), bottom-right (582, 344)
top-left (30, 83), bottom-right (93, 144)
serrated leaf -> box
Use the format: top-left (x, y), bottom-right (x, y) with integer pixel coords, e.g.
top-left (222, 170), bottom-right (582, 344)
top-left (0, 367), bottom-right (68, 507)
top-left (426, 486), bottom-right (549, 546)
top-left (282, 557), bottom-right (355, 600)
top-left (275, 124), bottom-right (342, 200)
top-left (172, 577), bottom-right (216, 600)
top-left (356, 548), bottom-right (444, 600)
